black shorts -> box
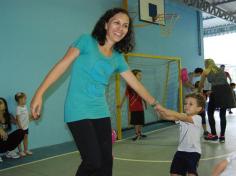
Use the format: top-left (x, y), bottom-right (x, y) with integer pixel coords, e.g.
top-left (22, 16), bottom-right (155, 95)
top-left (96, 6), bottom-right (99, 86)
top-left (130, 111), bottom-right (144, 125)
top-left (23, 129), bottom-right (29, 135)
top-left (170, 151), bottom-right (201, 176)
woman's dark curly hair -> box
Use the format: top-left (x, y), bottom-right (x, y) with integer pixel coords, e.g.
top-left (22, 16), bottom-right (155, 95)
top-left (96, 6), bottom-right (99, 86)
top-left (92, 8), bottom-right (135, 53)
top-left (0, 97), bottom-right (12, 131)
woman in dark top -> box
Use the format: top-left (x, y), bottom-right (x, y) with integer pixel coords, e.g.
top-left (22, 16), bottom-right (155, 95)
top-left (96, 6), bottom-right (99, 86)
top-left (0, 97), bottom-right (24, 162)
top-left (199, 59), bottom-right (236, 143)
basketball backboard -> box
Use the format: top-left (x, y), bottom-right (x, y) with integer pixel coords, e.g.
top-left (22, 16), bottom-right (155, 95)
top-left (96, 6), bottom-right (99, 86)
top-left (139, 0), bottom-right (165, 25)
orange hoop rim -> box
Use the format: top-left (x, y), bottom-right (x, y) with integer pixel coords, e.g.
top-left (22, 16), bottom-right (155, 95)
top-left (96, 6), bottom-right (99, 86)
top-left (153, 13), bottom-right (179, 22)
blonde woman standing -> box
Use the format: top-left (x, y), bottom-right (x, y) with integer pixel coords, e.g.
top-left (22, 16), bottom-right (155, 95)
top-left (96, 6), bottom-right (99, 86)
top-left (199, 59), bottom-right (235, 143)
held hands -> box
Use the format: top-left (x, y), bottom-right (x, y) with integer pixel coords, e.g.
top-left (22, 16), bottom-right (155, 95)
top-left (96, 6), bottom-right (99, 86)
top-left (154, 104), bottom-right (168, 118)
top-left (0, 128), bottom-right (8, 141)
top-left (154, 103), bottom-right (174, 121)
top-left (30, 94), bottom-right (43, 120)
top-left (29, 114), bottom-right (35, 121)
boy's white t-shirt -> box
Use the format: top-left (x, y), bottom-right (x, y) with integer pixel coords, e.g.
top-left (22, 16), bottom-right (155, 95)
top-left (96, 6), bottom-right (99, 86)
top-left (177, 114), bottom-right (202, 154)
top-left (16, 105), bottom-right (29, 130)
top-left (220, 152), bottom-right (236, 176)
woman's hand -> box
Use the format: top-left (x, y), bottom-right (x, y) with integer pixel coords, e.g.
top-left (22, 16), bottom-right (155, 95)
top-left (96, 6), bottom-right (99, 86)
top-left (154, 104), bottom-right (180, 121)
top-left (154, 104), bottom-right (165, 118)
top-left (155, 104), bottom-right (169, 118)
top-left (30, 94), bottom-right (43, 120)
top-left (0, 128), bottom-right (8, 141)
top-left (154, 104), bottom-right (164, 112)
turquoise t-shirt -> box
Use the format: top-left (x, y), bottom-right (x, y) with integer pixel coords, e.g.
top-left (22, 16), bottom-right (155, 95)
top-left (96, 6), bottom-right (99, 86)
top-left (64, 34), bottom-right (129, 122)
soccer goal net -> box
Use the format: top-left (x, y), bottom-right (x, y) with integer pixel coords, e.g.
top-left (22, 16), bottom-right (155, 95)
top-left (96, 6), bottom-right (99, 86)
top-left (106, 53), bottom-right (182, 139)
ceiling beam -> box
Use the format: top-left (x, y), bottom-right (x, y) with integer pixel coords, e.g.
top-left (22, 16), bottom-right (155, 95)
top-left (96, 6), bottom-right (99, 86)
top-left (229, 11), bottom-right (236, 15)
top-left (203, 16), bottom-right (216, 20)
top-left (212, 0), bottom-right (236, 6)
top-left (182, 0), bottom-right (236, 23)
top-left (204, 23), bottom-right (236, 36)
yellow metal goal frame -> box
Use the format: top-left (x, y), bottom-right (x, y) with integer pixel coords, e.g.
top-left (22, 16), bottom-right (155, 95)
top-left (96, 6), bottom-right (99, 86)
top-left (115, 53), bottom-right (183, 139)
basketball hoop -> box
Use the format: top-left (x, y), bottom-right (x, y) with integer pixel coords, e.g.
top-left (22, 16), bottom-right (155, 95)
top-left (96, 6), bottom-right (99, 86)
top-left (154, 13), bottom-right (180, 37)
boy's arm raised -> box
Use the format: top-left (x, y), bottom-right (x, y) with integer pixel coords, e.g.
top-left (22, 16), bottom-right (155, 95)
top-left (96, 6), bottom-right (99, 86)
top-left (156, 104), bottom-right (193, 123)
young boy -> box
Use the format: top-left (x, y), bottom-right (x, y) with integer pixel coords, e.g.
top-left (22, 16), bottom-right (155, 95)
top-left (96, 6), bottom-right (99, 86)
top-left (212, 151), bottom-right (236, 176)
top-left (119, 69), bottom-right (147, 141)
top-left (156, 93), bottom-right (205, 176)
top-left (15, 92), bottom-right (33, 157)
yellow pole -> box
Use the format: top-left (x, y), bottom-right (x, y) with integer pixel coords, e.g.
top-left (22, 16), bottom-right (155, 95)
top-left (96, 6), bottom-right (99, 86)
top-left (177, 60), bottom-right (183, 113)
top-left (162, 61), bottom-right (170, 106)
top-left (116, 0), bottom-right (128, 140)
top-left (125, 53), bottom-right (180, 61)
top-left (123, 0), bottom-right (128, 10)
top-left (115, 72), bottom-right (122, 140)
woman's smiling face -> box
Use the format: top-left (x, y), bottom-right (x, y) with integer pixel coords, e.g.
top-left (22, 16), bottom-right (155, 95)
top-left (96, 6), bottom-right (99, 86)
top-left (105, 12), bottom-right (130, 44)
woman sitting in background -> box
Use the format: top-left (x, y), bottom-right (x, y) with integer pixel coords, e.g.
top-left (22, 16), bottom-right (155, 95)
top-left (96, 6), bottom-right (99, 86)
top-left (0, 97), bottom-right (24, 162)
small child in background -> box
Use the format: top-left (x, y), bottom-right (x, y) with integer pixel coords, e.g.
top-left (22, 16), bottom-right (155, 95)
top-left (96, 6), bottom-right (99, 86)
top-left (212, 151), bottom-right (236, 176)
top-left (228, 83), bottom-right (236, 114)
top-left (15, 92), bottom-right (33, 157)
top-left (119, 69), bottom-right (147, 141)
top-left (156, 93), bottom-right (205, 176)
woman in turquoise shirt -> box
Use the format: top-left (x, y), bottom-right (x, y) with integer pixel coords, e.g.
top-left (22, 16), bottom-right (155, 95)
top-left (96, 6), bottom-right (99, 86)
top-left (31, 8), bottom-right (160, 176)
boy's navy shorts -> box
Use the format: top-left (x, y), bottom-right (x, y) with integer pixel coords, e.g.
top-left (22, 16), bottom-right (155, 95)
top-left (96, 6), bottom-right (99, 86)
top-left (170, 151), bottom-right (201, 176)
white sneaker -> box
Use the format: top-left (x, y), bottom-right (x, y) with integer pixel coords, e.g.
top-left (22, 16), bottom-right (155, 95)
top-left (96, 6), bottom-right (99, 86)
top-left (0, 156), bottom-right (3, 162)
top-left (25, 150), bottom-right (33, 155)
top-left (6, 151), bottom-right (20, 159)
top-left (19, 151), bottom-right (26, 157)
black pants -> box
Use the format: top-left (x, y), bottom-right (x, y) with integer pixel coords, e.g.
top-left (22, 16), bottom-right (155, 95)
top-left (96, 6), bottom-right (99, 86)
top-left (67, 117), bottom-right (112, 176)
top-left (0, 129), bottom-right (24, 153)
top-left (198, 111), bottom-right (206, 125)
top-left (207, 101), bottom-right (227, 136)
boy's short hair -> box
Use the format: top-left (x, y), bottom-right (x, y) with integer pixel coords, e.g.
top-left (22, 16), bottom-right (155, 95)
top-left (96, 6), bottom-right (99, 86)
top-left (185, 93), bottom-right (205, 110)
top-left (230, 83), bottom-right (236, 87)
top-left (194, 81), bottom-right (200, 88)
top-left (132, 69), bottom-right (142, 76)
top-left (194, 68), bottom-right (203, 74)
top-left (15, 92), bottom-right (26, 102)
